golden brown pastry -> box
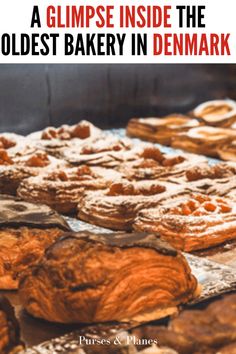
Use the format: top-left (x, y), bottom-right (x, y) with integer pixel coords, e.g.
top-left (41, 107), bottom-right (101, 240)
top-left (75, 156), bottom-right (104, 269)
top-left (127, 114), bottom-right (201, 145)
top-left (192, 99), bottom-right (236, 127)
top-left (171, 126), bottom-right (236, 157)
top-left (217, 140), bottom-right (236, 162)
top-left (0, 150), bottom-right (63, 195)
top-left (17, 165), bottom-right (122, 214)
top-left (0, 195), bottom-right (70, 289)
top-left (19, 231), bottom-right (199, 324)
top-left (0, 296), bottom-right (23, 354)
top-left (78, 184), bottom-right (197, 231)
top-left (134, 193), bottom-right (236, 251)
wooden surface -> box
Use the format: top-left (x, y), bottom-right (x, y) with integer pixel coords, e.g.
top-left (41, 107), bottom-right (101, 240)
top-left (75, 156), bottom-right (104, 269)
top-left (0, 64), bottom-right (236, 134)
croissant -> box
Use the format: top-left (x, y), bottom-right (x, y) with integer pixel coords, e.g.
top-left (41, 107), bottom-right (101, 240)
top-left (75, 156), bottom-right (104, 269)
top-left (0, 195), bottom-right (70, 289)
top-left (19, 231), bottom-right (199, 324)
top-left (134, 194), bottom-right (236, 251)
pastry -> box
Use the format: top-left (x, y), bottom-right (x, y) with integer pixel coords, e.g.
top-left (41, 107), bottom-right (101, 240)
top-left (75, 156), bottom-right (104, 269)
top-left (0, 150), bottom-right (63, 195)
top-left (134, 193), bottom-right (236, 251)
top-left (63, 135), bottom-right (138, 168)
top-left (28, 121), bottom-right (102, 158)
top-left (185, 162), bottom-right (236, 182)
top-left (206, 176), bottom-right (236, 202)
top-left (217, 140), bottom-right (236, 162)
top-left (133, 293), bottom-right (236, 354)
top-left (127, 114), bottom-right (201, 145)
top-left (192, 99), bottom-right (236, 127)
top-left (17, 165), bottom-right (122, 214)
top-left (78, 184), bottom-right (197, 230)
top-left (0, 195), bottom-right (70, 289)
top-left (0, 296), bottom-right (23, 354)
top-left (19, 231), bottom-right (199, 324)
top-left (171, 126), bottom-right (236, 157)
top-left (119, 147), bottom-right (206, 181)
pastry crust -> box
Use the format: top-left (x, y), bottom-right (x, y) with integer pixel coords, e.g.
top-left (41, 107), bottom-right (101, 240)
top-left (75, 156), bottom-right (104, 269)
top-left (134, 194), bottom-right (236, 251)
top-left (0, 150), bottom-right (63, 195)
top-left (119, 147), bottom-right (207, 181)
top-left (0, 195), bottom-right (70, 289)
top-left (171, 126), bottom-right (236, 157)
top-left (192, 99), bottom-right (236, 127)
top-left (217, 140), bottom-right (236, 162)
top-left (63, 135), bottom-right (140, 168)
top-left (127, 114), bottom-right (201, 145)
top-left (185, 162), bottom-right (236, 182)
top-left (19, 231), bottom-right (199, 324)
top-left (78, 185), bottom-right (197, 231)
top-left (17, 165), bottom-right (123, 214)
top-left (28, 121), bottom-right (102, 158)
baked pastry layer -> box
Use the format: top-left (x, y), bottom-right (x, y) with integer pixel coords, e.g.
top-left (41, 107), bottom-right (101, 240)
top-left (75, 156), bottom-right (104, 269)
top-left (134, 194), bottom-right (236, 251)
top-left (19, 231), bottom-right (199, 324)
top-left (127, 114), bottom-right (201, 145)
top-left (0, 150), bottom-right (63, 195)
top-left (192, 99), bottom-right (236, 127)
top-left (171, 126), bottom-right (236, 157)
top-left (17, 165), bottom-right (122, 214)
top-left (28, 121), bottom-right (102, 158)
top-left (78, 185), bottom-right (197, 230)
top-left (217, 140), bottom-right (236, 162)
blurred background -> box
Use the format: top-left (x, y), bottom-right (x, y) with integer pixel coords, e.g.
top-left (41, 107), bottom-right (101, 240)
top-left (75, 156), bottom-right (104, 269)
top-left (0, 64), bottom-right (235, 134)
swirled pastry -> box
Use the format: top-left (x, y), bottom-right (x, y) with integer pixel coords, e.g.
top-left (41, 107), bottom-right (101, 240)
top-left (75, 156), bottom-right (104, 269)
top-left (19, 231), bottom-right (199, 324)
top-left (78, 185), bottom-right (197, 230)
top-left (17, 165), bottom-right (122, 214)
top-left (0, 296), bottom-right (23, 354)
top-left (192, 99), bottom-right (236, 127)
top-left (0, 150), bottom-right (63, 195)
top-left (127, 114), bottom-right (201, 145)
top-left (0, 195), bottom-right (70, 289)
top-left (171, 126), bottom-right (236, 157)
top-left (134, 194), bottom-right (236, 251)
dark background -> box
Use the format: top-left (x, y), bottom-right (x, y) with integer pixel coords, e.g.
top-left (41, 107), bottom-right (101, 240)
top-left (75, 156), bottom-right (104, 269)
top-left (0, 64), bottom-right (235, 134)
